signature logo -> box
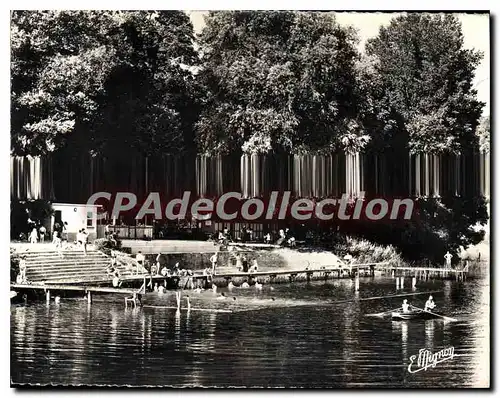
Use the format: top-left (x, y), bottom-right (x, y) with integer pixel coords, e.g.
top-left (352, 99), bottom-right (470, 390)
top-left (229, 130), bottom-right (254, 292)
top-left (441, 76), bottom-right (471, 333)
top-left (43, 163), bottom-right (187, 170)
top-left (408, 347), bottom-right (455, 373)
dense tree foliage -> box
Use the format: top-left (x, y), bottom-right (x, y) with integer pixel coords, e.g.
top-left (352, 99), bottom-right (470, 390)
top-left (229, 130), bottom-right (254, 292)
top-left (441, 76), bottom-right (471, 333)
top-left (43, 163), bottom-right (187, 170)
top-left (11, 11), bottom-right (489, 261)
top-left (365, 14), bottom-right (484, 154)
top-left (477, 115), bottom-right (490, 152)
top-left (11, 11), bottom-right (200, 156)
top-left (196, 11), bottom-right (369, 155)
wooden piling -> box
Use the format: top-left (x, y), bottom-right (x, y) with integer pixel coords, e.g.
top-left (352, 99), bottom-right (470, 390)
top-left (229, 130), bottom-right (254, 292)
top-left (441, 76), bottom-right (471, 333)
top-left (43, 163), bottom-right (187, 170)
top-left (46, 290), bottom-right (50, 303)
top-left (176, 291), bottom-right (181, 310)
top-left (412, 277), bottom-right (416, 289)
top-left (396, 277), bottom-right (400, 290)
top-left (87, 291), bottom-right (92, 304)
top-left (355, 276), bottom-right (360, 291)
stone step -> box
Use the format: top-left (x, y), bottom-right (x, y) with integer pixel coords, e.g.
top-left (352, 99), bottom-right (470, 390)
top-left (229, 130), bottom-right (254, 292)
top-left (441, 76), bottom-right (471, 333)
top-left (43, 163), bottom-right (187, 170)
top-left (23, 257), bottom-right (107, 264)
top-left (29, 276), bottom-right (112, 283)
top-left (26, 266), bottom-right (107, 275)
top-left (26, 270), bottom-right (107, 281)
top-left (24, 258), bottom-right (108, 266)
top-left (26, 265), bottom-right (144, 276)
top-left (24, 252), bottom-right (108, 260)
top-left (24, 260), bottom-right (106, 266)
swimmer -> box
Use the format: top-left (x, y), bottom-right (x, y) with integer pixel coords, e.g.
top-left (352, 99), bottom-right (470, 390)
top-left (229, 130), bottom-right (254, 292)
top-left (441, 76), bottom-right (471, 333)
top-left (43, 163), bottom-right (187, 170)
top-left (228, 281), bottom-right (235, 290)
top-left (158, 285), bottom-right (165, 294)
top-left (271, 297), bottom-right (276, 301)
top-left (240, 281), bottom-right (250, 289)
top-left (54, 296), bottom-right (61, 304)
top-left (270, 286), bottom-right (275, 291)
top-left (254, 281), bottom-right (263, 290)
top-left (194, 287), bottom-right (203, 293)
top-left (232, 297), bottom-right (237, 301)
top-left (216, 292), bottom-right (226, 300)
top-left (154, 283), bottom-right (159, 292)
top-left (212, 284), bottom-right (217, 293)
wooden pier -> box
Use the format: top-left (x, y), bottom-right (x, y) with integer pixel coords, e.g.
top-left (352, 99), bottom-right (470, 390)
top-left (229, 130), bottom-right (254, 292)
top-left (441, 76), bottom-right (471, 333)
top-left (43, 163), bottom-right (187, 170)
top-left (11, 283), bottom-right (145, 307)
top-left (113, 259), bottom-right (468, 285)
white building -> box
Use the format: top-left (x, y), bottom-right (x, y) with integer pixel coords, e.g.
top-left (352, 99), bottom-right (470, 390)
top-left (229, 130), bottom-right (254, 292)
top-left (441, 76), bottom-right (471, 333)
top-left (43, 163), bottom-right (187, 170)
top-left (51, 203), bottom-right (103, 241)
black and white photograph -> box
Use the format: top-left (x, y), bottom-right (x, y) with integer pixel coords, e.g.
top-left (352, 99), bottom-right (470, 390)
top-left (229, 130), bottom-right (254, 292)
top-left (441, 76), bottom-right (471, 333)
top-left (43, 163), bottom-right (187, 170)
top-left (9, 9), bottom-right (490, 388)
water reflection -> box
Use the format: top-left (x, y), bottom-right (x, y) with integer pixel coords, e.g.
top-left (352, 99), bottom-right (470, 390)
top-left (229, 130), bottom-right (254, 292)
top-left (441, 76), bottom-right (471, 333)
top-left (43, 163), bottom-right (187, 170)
top-left (425, 320), bottom-right (435, 350)
top-left (174, 310), bottom-right (181, 349)
top-left (11, 278), bottom-right (489, 387)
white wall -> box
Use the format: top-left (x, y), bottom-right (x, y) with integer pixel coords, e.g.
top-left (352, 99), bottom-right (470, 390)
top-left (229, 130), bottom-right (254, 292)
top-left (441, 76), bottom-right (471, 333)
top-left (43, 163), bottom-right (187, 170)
top-left (52, 203), bottom-right (101, 241)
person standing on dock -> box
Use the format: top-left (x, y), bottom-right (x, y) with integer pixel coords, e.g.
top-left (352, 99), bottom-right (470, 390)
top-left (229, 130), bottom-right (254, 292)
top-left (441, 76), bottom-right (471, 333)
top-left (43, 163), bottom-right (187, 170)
top-left (235, 253), bottom-right (243, 271)
top-left (241, 255), bottom-right (249, 272)
top-left (249, 259), bottom-right (259, 273)
top-left (277, 229), bottom-right (286, 245)
top-left (38, 224), bottom-right (46, 243)
top-left (444, 251), bottom-right (453, 268)
top-left (29, 227), bottom-right (38, 244)
top-left (81, 229), bottom-right (88, 256)
top-left (136, 251), bottom-right (145, 271)
top-left (210, 252), bottom-right (219, 274)
top-left (155, 253), bottom-right (166, 276)
top-left (18, 256), bottom-right (27, 283)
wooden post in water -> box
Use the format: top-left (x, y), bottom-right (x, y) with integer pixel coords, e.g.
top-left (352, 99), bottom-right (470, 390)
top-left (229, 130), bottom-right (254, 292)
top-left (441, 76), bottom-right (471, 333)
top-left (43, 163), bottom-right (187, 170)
top-left (87, 291), bottom-right (92, 304)
top-left (400, 276), bottom-right (405, 289)
top-left (396, 277), bottom-right (400, 290)
top-left (412, 276), bottom-right (416, 289)
top-left (355, 275), bottom-right (360, 291)
top-left (46, 290), bottom-right (50, 303)
top-left (176, 291), bottom-right (181, 310)
top-left (186, 296), bottom-right (191, 311)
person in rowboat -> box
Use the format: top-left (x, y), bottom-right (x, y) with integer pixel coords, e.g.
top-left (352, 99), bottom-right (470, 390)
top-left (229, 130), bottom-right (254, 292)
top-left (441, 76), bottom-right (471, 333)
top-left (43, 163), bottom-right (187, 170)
top-left (402, 299), bottom-right (410, 313)
top-left (424, 295), bottom-right (436, 311)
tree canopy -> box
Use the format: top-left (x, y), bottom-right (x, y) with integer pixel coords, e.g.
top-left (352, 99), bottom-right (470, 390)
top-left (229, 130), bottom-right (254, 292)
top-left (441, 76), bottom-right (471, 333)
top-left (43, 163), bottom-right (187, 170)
top-left (11, 10), bottom-right (200, 156)
top-left (477, 115), bottom-right (490, 152)
top-left (195, 11), bottom-right (369, 155)
top-left (365, 13), bottom-right (484, 154)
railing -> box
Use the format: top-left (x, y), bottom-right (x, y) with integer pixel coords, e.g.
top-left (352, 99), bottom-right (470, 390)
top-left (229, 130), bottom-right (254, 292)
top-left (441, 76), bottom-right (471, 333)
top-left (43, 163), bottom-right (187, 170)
top-left (108, 225), bottom-right (153, 240)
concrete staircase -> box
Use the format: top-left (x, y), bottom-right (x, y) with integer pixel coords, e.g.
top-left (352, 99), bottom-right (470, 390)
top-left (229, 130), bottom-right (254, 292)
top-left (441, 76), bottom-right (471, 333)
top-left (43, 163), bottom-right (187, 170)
top-left (15, 247), bottom-right (143, 284)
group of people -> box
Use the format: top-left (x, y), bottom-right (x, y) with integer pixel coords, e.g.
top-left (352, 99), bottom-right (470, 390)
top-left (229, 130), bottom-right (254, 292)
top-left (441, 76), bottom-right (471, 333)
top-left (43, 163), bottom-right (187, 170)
top-left (107, 253), bottom-right (122, 287)
top-left (232, 253), bottom-right (258, 273)
top-left (212, 227), bottom-right (296, 247)
top-left (276, 228), bottom-right (296, 247)
top-left (401, 296), bottom-right (436, 313)
top-left (147, 253), bottom-right (194, 279)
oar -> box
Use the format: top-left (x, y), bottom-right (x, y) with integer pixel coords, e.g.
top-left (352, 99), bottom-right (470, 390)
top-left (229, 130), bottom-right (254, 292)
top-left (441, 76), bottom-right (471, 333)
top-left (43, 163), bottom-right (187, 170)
top-left (411, 305), bottom-right (457, 322)
top-left (366, 306), bottom-right (402, 317)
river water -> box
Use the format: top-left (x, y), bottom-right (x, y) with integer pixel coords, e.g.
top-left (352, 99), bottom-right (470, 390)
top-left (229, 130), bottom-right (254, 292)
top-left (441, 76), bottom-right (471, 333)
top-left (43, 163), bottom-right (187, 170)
top-left (11, 277), bottom-right (489, 388)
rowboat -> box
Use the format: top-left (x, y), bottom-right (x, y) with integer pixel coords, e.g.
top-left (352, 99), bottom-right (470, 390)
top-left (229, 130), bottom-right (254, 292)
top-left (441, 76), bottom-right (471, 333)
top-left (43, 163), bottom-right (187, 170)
top-left (391, 308), bottom-right (441, 320)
